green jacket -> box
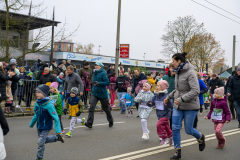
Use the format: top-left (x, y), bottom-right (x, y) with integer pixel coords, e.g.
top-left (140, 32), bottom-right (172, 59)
top-left (162, 74), bottom-right (175, 94)
top-left (92, 68), bottom-right (110, 99)
top-left (203, 93), bottom-right (210, 102)
top-left (79, 67), bottom-right (93, 81)
top-left (50, 93), bottom-right (62, 116)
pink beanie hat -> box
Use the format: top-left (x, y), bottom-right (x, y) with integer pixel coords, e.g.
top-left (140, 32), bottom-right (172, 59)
top-left (144, 82), bottom-right (151, 90)
top-left (158, 80), bottom-right (169, 91)
top-left (214, 87), bottom-right (224, 97)
top-left (50, 82), bottom-right (58, 89)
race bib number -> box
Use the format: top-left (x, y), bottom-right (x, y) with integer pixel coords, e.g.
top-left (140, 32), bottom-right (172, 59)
top-left (126, 99), bottom-right (131, 104)
top-left (50, 95), bottom-right (58, 103)
top-left (211, 108), bottom-right (223, 120)
top-left (155, 101), bottom-right (164, 110)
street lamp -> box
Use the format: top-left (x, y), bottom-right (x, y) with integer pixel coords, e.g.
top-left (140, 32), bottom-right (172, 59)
top-left (143, 53), bottom-right (146, 61)
top-left (98, 45), bottom-right (101, 55)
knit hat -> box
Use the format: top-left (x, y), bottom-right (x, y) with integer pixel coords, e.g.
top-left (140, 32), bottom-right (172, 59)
top-left (58, 62), bottom-right (63, 66)
top-left (10, 59), bottom-right (17, 64)
top-left (60, 72), bottom-right (64, 76)
top-left (28, 72), bottom-right (33, 76)
top-left (70, 87), bottom-right (78, 95)
top-left (144, 82), bottom-right (151, 90)
top-left (158, 80), bottom-right (169, 91)
top-left (84, 61), bottom-right (90, 66)
top-left (36, 84), bottom-right (50, 97)
top-left (46, 82), bottom-right (52, 86)
top-left (95, 61), bottom-right (104, 67)
top-left (237, 66), bottom-right (240, 71)
top-left (50, 82), bottom-right (58, 89)
top-left (214, 87), bottom-right (224, 97)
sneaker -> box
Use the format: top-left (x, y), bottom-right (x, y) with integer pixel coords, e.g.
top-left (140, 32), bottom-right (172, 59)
top-left (160, 138), bottom-right (168, 145)
top-left (66, 131), bottom-right (72, 138)
top-left (127, 113), bottom-right (130, 117)
top-left (169, 137), bottom-right (173, 146)
top-left (29, 108), bottom-right (33, 111)
top-left (111, 105), bottom-right (116, 108)
top-left (136, 115), bottom-right (139, 118)
top-left (159, 138), bottom-right (162, 142)
top-left (85, 122), bottom-right (92, 129)
top-left (199, 113), bottom-right (202, 116)
top-left (57, 134), bottom-right (65, 142)
top-left (61, 130), bottom-right (65, 134)
top-left (197, 134), bottom-right (206, 151)
top-left (16, 105), bottom-right (20, 108)
top-left (68, 116), bottom-right (71, 119)
top-left (26, 108), bottom-right (30, 111)
top-left (142, 131), bottom-right (149, 140)
top-left (81, 118), bottom-right (85, 125)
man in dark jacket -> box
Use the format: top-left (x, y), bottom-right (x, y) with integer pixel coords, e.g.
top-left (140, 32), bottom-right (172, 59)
top-left (107, 65), bottom-right (115, 80)
top-left (39, 67), bottom-right (57, 84)
top-left (36, 63), bottom-right (49, 80)
top-left (209, 74), bottom-right (224, 97)
top-left (225, 71), bottom-right (236, 120)
top-left (115, 70), bottom-right (129, 114)
top-left (55, 62), bottom-right (63, 75)
top-left (79, 61), bottom-right (92, 81)
top-left (227, 67), bottom-right (240, 128)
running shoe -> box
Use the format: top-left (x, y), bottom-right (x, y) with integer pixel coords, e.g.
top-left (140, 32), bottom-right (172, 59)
top-left (66, 131), bottom-right (72, 138)
top-left (160, 138), bottom-right (168, 145)
top-left (81, 118), bottom-right (85, 125)
top-left (57, 134), bottom-right (65, 143)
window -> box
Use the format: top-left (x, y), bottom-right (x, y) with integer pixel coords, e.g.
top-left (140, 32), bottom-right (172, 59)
top-left (57, 43), bottom-right (61, 51)
top-left (67, 43), bottom-right (71, 52)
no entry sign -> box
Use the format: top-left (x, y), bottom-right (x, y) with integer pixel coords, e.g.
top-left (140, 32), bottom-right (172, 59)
top-left (120, 44), bottom-right (129, 58)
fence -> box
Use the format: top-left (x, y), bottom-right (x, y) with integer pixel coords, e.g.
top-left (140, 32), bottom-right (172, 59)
top-left (12, 80), bottom-right (118, 112)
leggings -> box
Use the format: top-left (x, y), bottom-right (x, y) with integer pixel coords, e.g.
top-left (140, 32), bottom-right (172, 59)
top-left (58, 115), bottom-right (63, 131)
top-left (199, 105), bottom-right (203, 113)
top-left (214, 122), bottom-right (224, 142)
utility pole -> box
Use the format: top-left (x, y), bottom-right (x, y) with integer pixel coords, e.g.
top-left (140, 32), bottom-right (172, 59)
top-left (114, 0), bottom-right (121, 76)
top-left (50, 7), bottom-right (55, 63)
top-left (232, 35), bottom-right (236, 71)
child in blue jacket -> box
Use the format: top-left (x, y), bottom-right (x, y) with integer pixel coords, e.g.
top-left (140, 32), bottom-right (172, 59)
top-left (29, 84), bottom-right (64, 160)
top-left (122, 87), bottom-right (134, 117)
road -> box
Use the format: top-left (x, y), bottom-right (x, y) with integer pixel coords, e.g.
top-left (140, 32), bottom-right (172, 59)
top-left (4, 109), bottom-right (240, 160)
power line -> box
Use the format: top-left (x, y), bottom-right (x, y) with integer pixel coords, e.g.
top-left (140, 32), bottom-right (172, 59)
top-left (191, 0), bottom-right (240, 25)
top-left (204, 0), bottom-right (240, 19)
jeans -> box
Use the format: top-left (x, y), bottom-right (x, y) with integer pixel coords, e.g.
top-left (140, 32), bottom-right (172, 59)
top-left (233, 101), bottom-right (240, 122)
top-left (117, 92), bottom-right (126, 113)
top-left (37, 129), bottom-right (57, 159)
top-left (87, 95), bottom-right (113, 125)
top-left (172, 108), bottom-right (201, 148)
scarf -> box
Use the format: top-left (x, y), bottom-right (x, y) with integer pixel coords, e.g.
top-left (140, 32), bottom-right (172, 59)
top-left (154, 89), bottom-right (168, 95)
top-left (173, 61), bottom-right (187, 74)
top-left (37, 97), bottom-right (50, 105)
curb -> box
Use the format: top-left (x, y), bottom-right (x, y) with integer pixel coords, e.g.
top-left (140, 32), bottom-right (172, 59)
top-left (5, 107), bottom-right (137, 118)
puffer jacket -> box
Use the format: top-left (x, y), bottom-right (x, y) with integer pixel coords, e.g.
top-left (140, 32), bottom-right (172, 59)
top-left (6, 87), bottom-right (13, 102)
top-left (92, 68), bottom-right (110, 99)
top-left (132, 73), bottom-right (147, 94)
top-left (134, 90), bottom-right (154, 108)
top-left (168, 62), bottom-right (200, 110)
top-left (82, 71), bottom-right (91, 90)
top-left (0, 70), bottom-right (10, 101)
top-left (64, 96), bottom-right (84, 116)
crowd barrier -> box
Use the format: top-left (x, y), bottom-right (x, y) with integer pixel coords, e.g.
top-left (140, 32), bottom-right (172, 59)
top-left (12, 80), bottom-right (118, 112)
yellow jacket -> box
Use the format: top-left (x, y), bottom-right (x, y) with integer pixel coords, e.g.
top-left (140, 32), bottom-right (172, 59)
top-left (147, 76), bottom-right (157, 92)
top-left (64, 96), bottom-right (84, 117)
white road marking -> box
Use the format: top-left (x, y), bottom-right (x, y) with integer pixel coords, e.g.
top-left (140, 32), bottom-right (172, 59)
top-left (64, 121), bottom-right (126, 129)
top-left (99, 128), bottom-right (240, 160)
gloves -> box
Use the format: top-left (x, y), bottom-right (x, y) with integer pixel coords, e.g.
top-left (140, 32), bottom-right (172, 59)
top-left (146, 101), bottom-right (152, 107)
top-left (93, 81), bottom-right (99, 86)
top-left (86, 88), bottom-right (90, 91)
top-left (63, 109), bottom-right (67, 115)
top-left (76, 111), bottom-right (81, 116)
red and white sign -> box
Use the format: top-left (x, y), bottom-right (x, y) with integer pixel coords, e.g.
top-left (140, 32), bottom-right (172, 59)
top-left (120, 44), bottom-right (129, 58)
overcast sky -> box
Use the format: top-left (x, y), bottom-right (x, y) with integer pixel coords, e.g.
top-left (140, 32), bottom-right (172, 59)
top-left (22, 0), bottom-right (240, 66)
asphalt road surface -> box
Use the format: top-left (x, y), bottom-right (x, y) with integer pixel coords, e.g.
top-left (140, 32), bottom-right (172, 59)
top-left (4, 109), bottom-right (240, 160)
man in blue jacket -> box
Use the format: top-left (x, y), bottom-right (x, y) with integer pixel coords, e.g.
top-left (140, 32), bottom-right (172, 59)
top-left (85, 62), bottom-right (114, 128)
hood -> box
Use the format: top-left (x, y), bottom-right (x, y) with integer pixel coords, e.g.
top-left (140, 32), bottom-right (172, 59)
top-left (154, 89), bottom-right (168, 95)
top-left (83, 71), bottom-right (89, 78)
top-left (95, 68), bottom-right (105, 74)
top-left (182, 61), bottom-right (195, 71)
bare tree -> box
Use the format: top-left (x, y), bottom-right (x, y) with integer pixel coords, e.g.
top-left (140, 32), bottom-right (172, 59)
top-left (161, 16), bottom-right (206, 59)
top-left (75, 43), bottom-right (94, 54)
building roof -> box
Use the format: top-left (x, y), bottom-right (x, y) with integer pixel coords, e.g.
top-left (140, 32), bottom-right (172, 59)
top-left (0, 9), bottom-right (61, 30)
top-left (219, 71), bottom-right (231, 79)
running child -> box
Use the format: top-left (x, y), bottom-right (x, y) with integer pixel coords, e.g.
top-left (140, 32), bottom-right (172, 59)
top-left (63, 87), bottom-right (85, 138)
top-left (122, 87), bottom-right (134, 117)
top-left (203, 90), bottom-right (211, 112)
top-left (147, 80), bottom-right (173, 146)
top-left (134, 82), bottom-right (154, 140)
top-left (204, 87), bottom-right (231, 149)
top-left (29, 84), bottom-right (64, 160)
top-left (49, 82), bottom-right (64, 134)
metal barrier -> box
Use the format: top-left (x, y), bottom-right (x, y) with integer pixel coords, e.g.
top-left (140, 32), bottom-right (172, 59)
top-left (13, 80), bottom-right (118, 112)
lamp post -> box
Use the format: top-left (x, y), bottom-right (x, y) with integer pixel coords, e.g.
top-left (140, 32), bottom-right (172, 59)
top-left (143, 53), bottom-right (146, 61)
top-left (98, 45), bottom-right (101, 54)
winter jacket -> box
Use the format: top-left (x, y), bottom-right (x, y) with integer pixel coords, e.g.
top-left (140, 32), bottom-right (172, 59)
top-left (109, 76), bottom-right (116, 90)
top-left (62, 64), bottom-right (67, 71)
top-left (107, 68), bottom-right (115, 80)
top-left (207, 97), bottom-right (231, 123)
top-left (162, 72), bottom-right (175, 94)
top-left (36, 64), bottom-right (48, 80)
top-left (147, 76), bottom-right (156, 92)
top-left (29, 98), bottom-right (61, 134)
top-left (50, 63), bottom-right (57, 71)
top-left (50, 93), bottom-right (62, 116)
top-left (148, 90), bottom-right (173, 120)
top-left (79, 67), bottom-right (93, 81)
top-left (227, 74), bottom-right (240, 101)
top-left (135, 79), bottom-right (148, 95)
top-left (0, 70), bottom-right (10, 101)
top-left (114, 76), bottom-right (129, 93)
top-left (39, 72), bottom-right (58, 85)
top-left (0, 107), bottom-right (9, 160)
top-left (203, 93), bottom-right (211, 103)
top-left (81, 71), bottom-right (91, 90)
top-left (198, 79), bottom-right (207, 105)
top-left (53, 67), bottom-right (63, 75)
top-left (209, 77), bottom-right (224, 94)
top-left (57, 76), bottom-right (64, 93)
top-left (6, 87), bottom-right (13, 102)
top-left (123, 93), bottom-right (134, 106)
top-left (63, 72), bottom-right (84, 93)
top-left (17, 72), bottom-right (27, 97)
top-left (8, 68), bottom-right (22, 90)
top-left (134, 90), bottom-right (154, 109)
top-left (168, 62), bottom-right (200, 110)
top-left (132, 73), bottom-right (147, 94)
top-left (64, 96), bottom-right (84, 117)
top-left (92, 68), bottom-right (110, 99)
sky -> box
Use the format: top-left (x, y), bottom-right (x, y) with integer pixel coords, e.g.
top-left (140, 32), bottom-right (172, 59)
top-left (18, 0), bottom-right (240, 66)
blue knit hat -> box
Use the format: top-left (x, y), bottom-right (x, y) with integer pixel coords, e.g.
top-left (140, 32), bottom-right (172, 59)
top-left (36, 84), bottom-right (50, 97)
top-left (95, 61), bottom-right (104, 67)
